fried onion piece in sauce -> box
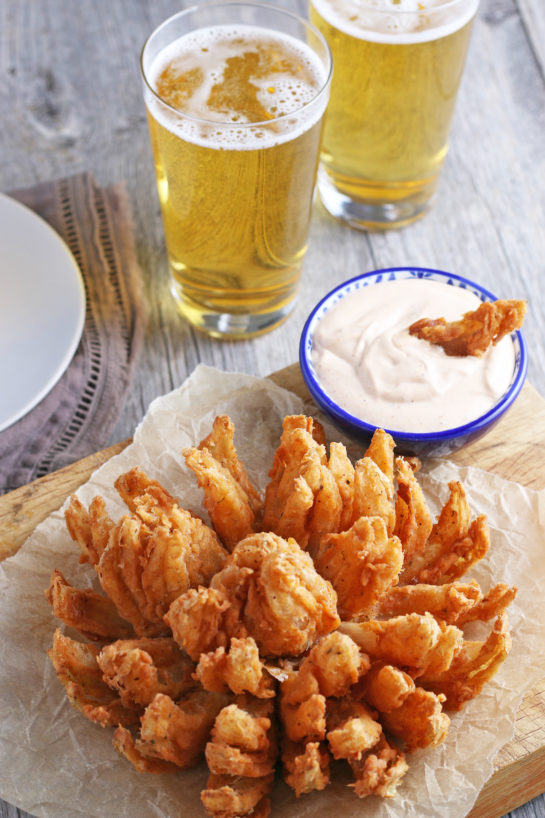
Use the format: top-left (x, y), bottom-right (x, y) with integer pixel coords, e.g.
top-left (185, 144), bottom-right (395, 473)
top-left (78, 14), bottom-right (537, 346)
top-left (409, 298), bottom-right (526, 357)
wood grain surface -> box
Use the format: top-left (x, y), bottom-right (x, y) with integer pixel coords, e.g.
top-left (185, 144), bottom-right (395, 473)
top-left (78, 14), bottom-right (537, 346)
top-left (1, 0), bottom-right (544, 816)
top-left (1, 362), bottom-right (544, 818)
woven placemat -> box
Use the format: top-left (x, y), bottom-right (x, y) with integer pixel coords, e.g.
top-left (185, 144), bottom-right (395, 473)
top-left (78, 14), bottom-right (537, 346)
top-left (0, 172), bottom-right (145, 493)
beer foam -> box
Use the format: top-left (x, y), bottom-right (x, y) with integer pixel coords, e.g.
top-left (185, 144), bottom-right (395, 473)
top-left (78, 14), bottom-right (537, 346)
top-left (145, 24), bottom-right (329, 150)
top-left (311, 0), bottom-right (478, 44)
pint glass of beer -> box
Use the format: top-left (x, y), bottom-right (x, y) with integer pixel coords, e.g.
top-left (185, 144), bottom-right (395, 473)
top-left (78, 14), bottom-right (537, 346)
top-left (309, 0), bottom-right (479, 230)
top-left (141, 2), bottom-right (332, 338)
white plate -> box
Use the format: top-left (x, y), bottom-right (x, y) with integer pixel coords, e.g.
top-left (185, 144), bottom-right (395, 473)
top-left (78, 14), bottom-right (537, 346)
top-left (0, 193), bottom-right (86, 432)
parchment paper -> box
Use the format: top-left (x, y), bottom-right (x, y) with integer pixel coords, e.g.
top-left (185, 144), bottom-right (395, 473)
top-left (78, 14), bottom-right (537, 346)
top-left (1, 365), bottom-right (544, 818)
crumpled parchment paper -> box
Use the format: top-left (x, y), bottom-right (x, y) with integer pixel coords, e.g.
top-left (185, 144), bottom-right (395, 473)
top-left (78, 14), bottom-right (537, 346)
top-left (1, 365), bottom-right (544, 818)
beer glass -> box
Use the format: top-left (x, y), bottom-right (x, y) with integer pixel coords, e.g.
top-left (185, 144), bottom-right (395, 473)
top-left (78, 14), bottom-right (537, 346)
top-left (141, 2), bottom-right (332, 338)
top-left (309, 0), bottom-right (479, 230)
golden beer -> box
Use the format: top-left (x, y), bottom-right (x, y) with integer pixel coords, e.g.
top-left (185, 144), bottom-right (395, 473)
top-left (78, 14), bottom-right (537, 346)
top-left (309, 0), bottom-right (478, 229)
top-left (141, 6), bottom-right (331, 338)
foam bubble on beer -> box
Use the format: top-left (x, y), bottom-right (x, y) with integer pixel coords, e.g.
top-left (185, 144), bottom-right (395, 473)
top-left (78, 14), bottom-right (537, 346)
top-left (145, 24), bottom-right (329, 150)
top-left (311, 0), bottom-right (478, 44)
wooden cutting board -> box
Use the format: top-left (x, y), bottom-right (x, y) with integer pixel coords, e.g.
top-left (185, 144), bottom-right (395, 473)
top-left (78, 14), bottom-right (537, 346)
top-left (1, 363), bottom-right (544, 818)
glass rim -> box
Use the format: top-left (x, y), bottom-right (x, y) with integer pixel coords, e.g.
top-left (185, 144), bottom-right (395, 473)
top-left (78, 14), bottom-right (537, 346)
top-left (140, 0), bottom-right (333, 130)
top-left (313, 0), bottom-right (479, 16)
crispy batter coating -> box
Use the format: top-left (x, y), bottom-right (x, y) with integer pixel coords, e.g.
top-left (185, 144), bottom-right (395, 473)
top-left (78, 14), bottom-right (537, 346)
top-left (135, 690), bottom-right (230, 767)
top-left (421, 613), bottom-right (512, 710)
top-left (64, 495), bottom-right (113, 565)
top-left (205, 697), bottom-right (277, 778)
top-left (394, 456), bottom-right (433, 564)
top-left (114, 468), bottom-right (178, 518)
top-left (201, 773), bottom-right (274, 817)
top-left (328, 441), bottom-right (355, 531)
top-left (45, 569), bottom-right (134, 641)
top-left (47, 629), bottom-right (141, 727)
top-left (198, 415), bottom-right (263, 519)
top-left (280, 690), bottom-right (327, 743)
top-left (97, 637), bottom-right (195, 708)
top-left (352, 456), bottom-right (395, 535)
top-left (212, 698), bottom-right (274, 751)
top-left (402, 481), bottom-right (490, 584)
top-left (266, 416), bottom-right (326, 486)
top-left (381, 687), bottom-right (450, 751)
top-left (195, 636), bottom-right (275, 698)
top-left (304, 631), bottom-right (368, 698)
top-left (167, 533), bottom-right (339, 659)
top-left (279, 632), bottom-right (366, 746)
top-left (270, 475), bottom-right (314, 547)
top-left (418, 515), bottom-right (490, 585)
top-left (165, 586), bottom-right (234, 661)
top-left (184, 446), bottom-right (257, 551)
top-left (282, 739), bottom-right (330, 796)
top-left (408, 298), bottom-right (526, 357)
top-left (364, 428), bottom-right (395, 484)
top-left (307, 465), bottom-right (344, 555)
top-left (69, 470), bottom-right (227, 637)
top-left (261, 417), bottom-right (341, 549)
top-left (456, 583), bottom-right (517, 625)
top-left (349, 735), bottom-right (409, 798)
top-left (340, 613), bottom-right (463, 679)
top-left (113, 726), bottom-right (179, 774)
top-left (326, 698), bottom-right (382, 761)
top-left (360, 663), bottom-right (416, 713)
top-left (230, 533), bottom-right (339, 656)
top-left (313, 516), bottom-right (403, 620)
top-left (378, 581), bottom-right (483, 623)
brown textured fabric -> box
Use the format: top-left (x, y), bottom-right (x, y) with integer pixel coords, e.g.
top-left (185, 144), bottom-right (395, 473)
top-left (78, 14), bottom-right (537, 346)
top-left (0, 173), bottom-right (145, 492)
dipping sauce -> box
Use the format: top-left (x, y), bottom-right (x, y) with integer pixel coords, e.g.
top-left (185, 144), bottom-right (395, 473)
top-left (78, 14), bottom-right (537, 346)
top-left (311, 279), bottom-right (516, 433)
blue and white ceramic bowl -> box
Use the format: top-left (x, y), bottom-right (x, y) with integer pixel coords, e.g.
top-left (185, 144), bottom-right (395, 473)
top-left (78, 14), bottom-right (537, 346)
top-left (299, 267), bottom-right (528, 457)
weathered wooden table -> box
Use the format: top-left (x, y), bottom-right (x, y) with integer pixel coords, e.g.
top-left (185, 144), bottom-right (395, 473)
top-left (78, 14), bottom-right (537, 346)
top-left (1, 1), bottom-right (544, 817)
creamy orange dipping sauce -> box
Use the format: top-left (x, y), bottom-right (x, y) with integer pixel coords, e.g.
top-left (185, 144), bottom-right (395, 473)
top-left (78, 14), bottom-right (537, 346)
top-left (311, 279), bottom-right (516, 433)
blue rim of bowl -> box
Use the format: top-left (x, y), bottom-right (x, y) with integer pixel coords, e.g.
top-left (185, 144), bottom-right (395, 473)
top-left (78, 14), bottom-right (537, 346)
top-left (299, 266), bottom-right (528, 442)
